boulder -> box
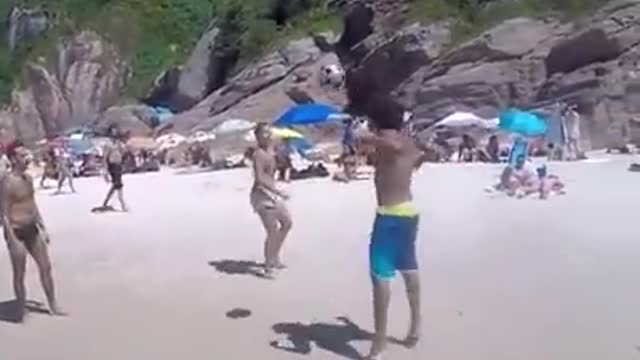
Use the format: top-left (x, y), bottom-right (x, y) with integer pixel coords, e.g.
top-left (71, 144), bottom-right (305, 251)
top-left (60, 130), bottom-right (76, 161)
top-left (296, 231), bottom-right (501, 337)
top-left (6, 7), bottom-right (51, 50)
top-left (4, 30), bottom-right (125, 141)
top-left (0, 111), bottom-right (17, 142)
top-left (170, 36), bottom-right (327, 132)
top-left (545, 2), bottom-right (640, 75)
top-left (443, 18), bottom-right (558, 66)
top-left (345, 22), bottom-right (451, 114)
top-left (92, 105), bottom-right (154, 137)
top-left (8, 90), bottom-right (45, 142)
top-left (27, 64), bottom-right (71, 135)
top-left (58, 31), bottom-right (124, 127)
top-left (187, 52), bottom-right (347, 132)
top-left (144, 25), bottom-right (238, 111)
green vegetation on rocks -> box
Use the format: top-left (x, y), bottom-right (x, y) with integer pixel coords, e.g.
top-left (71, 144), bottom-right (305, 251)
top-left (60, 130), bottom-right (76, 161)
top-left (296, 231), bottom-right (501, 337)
top-left (0, 0), bottom-right (614, 107)
top-left (0, 0), bottom-right (339, 105)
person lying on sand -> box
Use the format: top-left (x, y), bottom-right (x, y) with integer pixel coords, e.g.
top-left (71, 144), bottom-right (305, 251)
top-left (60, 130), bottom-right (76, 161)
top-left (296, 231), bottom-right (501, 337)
top-left (355, 95), bottom-right (424, 360)
top-left (2, 140), bottom-right (65, 321)
top-left (250, 123), bottom-right (292, 279)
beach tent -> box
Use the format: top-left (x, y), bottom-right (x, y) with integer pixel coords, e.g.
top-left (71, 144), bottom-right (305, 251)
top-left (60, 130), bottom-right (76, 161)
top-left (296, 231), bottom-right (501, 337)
top-left (152, 106), bottom-right (174, 123)
top-left (274, 104), bottom-right (343, 127)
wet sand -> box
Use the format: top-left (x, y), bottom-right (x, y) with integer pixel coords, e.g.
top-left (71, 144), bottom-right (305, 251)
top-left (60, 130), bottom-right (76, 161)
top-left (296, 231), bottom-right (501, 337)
top-left (1, 155), bottom-right (639, 360)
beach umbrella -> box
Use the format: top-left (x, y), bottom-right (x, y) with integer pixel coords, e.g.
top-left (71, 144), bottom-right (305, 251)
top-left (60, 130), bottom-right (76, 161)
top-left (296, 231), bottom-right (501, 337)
top-left (498, 109), bottom-right (547, 137)
top-left (126, 136), bottom-right (158, 151)
top-left (67, 138), bottom-right (93, 155)
top-left (271, 127), bottom-right (304, 139)
top-left (436, 112), bottom-right (490, 128)
top-left (274, 104), bottom-right (341, 127)
top-left (214, 119), bottom-right (255, 135)
top-left (192, 131), bottom-right (216, 143)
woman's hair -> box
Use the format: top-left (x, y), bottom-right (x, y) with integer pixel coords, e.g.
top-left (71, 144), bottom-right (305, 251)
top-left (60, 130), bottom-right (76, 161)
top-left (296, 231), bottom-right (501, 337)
top-left (364, 94), bottom-right (405, 130)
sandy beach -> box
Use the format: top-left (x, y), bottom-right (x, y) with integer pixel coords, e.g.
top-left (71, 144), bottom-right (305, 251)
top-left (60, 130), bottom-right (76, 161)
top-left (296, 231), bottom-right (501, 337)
top-left (1, 155), bottom-right (639, 360)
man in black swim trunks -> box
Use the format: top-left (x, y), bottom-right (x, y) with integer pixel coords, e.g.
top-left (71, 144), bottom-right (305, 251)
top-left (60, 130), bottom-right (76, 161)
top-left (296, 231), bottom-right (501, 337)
top-left (99, 128), bottom-right (128, 212)
top-left (2, 140), bottom-right (65, 320)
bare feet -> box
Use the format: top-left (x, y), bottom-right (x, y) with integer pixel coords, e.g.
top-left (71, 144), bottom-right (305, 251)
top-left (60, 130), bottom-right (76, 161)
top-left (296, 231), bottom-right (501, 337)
top-left (274, 261), bottom-right (287, 270)
top-left (366, 336), bottom-right (387, 360)
top-left (261, 266), bottom-right (276, 280)
top-left (404, 334), bottom-right (420, 349)
top-left (48, 304), bottom-right (67, 317)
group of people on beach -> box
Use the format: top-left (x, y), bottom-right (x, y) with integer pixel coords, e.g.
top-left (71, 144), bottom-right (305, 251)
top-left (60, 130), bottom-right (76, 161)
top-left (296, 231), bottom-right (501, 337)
top-left (2, 95), bottom-right (428, 359)
top-left (0, 126), bottom-right (130, 321)
top-left (249, 95), bottom-right (426, 359)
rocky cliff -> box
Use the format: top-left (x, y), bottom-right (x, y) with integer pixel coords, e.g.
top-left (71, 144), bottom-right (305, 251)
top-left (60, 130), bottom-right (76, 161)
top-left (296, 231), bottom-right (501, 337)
top-left (2, 0), bottom-right (640, 148)
top-left (1, 30), bottom-right (126, 142)
top-left (164, 0), bottom-right (640, 148)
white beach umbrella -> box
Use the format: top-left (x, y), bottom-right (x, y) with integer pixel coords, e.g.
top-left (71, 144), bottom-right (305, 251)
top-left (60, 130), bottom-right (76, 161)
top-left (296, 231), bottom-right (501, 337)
top-left (214, 119), bottom-right (255, 135)
top-left (436, 112), bottom-right (488, 128)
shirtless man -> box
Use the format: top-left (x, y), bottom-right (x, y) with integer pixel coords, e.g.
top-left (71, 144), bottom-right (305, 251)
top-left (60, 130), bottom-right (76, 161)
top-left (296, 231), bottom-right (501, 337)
top-left (250, 123), bottom-right (292, 279)
top-left (2, 141), bottom-right (64, 320)
top-left (100, 130), bottom-right (128, 211)
top-left (55, 148), bottom-right (76, 194)
top-left (355, 95), bottom-right (424, 359)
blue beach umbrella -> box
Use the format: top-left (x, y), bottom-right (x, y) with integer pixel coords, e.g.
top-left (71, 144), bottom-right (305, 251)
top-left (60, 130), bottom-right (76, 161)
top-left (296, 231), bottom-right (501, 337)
top-left (274, 104), bottom-right (341, 127)
top-left (498, 109), bottom-right (547, 137)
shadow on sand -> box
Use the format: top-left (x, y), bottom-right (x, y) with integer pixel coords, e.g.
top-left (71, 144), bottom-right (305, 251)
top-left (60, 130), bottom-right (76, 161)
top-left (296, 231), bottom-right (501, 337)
top-left (208, 260), bottom-right (265, 278)
top-left (175, 167), bottom-right (219, 176)
top-left (0, 300), bottom-right (49, 323)
top-left (270, 317), bottom-right (372, 360)
top-left (226, 308), bottom-right (252, 319)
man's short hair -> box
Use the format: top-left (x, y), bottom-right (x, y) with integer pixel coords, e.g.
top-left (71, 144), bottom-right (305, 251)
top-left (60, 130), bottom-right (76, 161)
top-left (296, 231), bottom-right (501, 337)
top-left (365, 94), bottom-right (405, 131)
top-left (254, 122), bottom-right (269, 137)
top-left (6, 140), bottom-right (24, 159)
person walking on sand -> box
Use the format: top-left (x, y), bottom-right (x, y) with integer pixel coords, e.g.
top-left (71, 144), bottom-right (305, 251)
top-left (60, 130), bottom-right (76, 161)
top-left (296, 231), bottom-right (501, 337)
top-left (54, 147), bottom-right (76, 194)
top-left (2, 140), bottom-right (65, 321)
top-left (250, 123), bottom-right (292, 279)
top-left (355, 95), bottom-right (424, 360)
top-left (99, 129), bottom-right (128, 212)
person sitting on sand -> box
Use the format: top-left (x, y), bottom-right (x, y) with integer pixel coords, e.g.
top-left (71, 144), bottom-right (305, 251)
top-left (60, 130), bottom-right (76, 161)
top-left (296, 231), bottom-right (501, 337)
top-left (504, 154), bottom-right (539, 197)
top-left (354, 95), bottom-right (424, 360)
top-left (274, 140), bottom-right (292, 182)
top-left (2, 140), bottom-right (65, 320)
top-left (486, 135), bottom-right (500, 163)
top-left (250, 123), bottom-right (292, 279)
top-left (458, 134), bottom-right (477, 162)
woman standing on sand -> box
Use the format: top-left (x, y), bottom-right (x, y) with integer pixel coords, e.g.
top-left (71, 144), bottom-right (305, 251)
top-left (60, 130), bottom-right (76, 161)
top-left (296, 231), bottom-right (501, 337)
top-left (250, 123), bottom-right (292, 279)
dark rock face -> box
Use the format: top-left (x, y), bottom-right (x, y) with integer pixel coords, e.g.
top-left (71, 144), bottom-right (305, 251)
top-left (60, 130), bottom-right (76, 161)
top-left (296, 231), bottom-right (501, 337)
top-left (143, 25), bottom-right (239, 112)
top-left (330, 1), bottom-right (640, 148)
top-left (169, 36), bottom-right (346, 132)
top-left (6, 7), bottom-right (51, 50)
